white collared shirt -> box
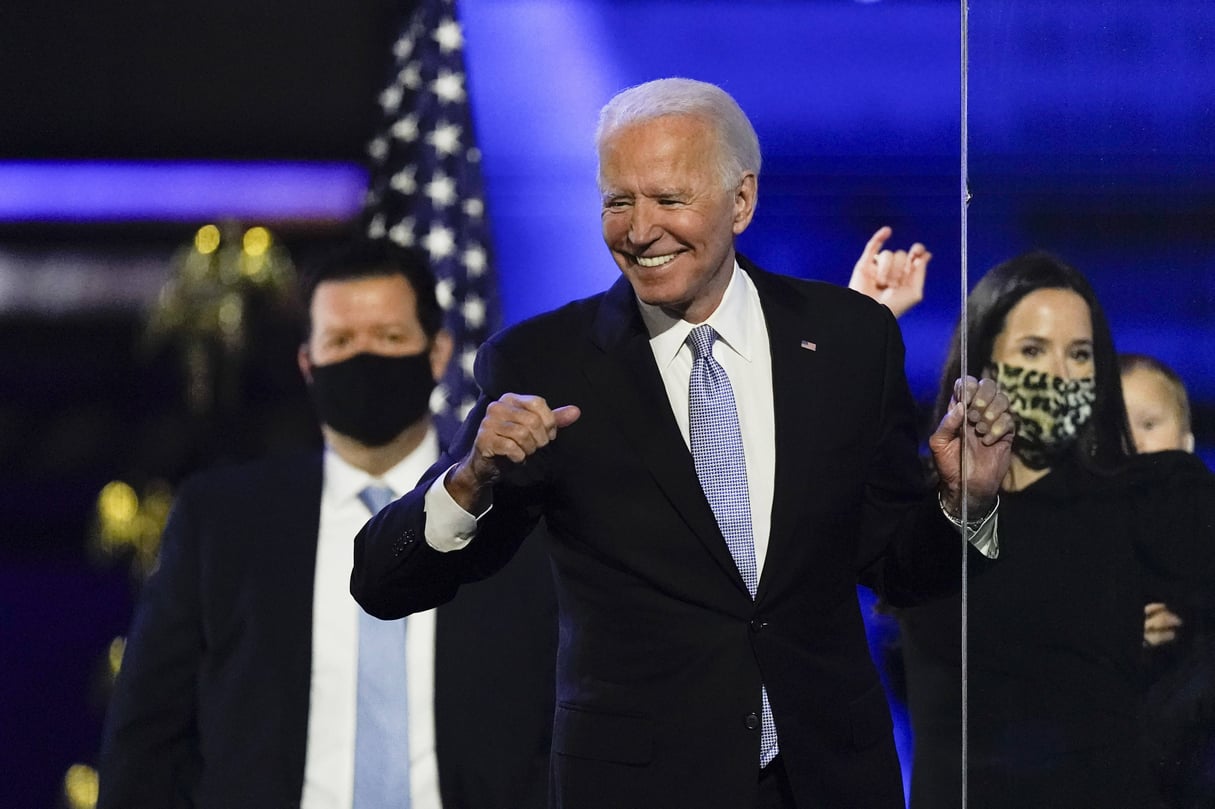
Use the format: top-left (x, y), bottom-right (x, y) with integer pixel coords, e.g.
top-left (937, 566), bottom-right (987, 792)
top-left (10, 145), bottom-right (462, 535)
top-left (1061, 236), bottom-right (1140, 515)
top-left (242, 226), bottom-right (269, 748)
top-left (636, 263), bottom-right (777, 575)
top-left (303, 427), bottom-right (443, 809)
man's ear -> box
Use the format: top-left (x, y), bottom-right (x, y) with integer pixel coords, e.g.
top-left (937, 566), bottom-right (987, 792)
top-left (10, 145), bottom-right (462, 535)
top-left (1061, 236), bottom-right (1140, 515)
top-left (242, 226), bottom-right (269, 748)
top-left (429, 330), bottom-right (454, 381)
top-left (297, 343), bottom-right (313, 384)
top-left (731, 172), bottom-right (758, 236)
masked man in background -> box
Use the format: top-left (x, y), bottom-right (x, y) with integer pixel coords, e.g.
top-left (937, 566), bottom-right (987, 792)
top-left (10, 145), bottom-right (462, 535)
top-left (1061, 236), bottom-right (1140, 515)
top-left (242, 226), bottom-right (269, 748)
top-left (100, 240), bottom-right (557, 809)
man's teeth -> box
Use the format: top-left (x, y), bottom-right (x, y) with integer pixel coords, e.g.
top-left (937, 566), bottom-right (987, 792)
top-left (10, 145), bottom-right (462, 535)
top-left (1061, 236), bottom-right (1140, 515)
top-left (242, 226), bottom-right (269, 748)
top-left (636, 253), bottom-right (677, 268)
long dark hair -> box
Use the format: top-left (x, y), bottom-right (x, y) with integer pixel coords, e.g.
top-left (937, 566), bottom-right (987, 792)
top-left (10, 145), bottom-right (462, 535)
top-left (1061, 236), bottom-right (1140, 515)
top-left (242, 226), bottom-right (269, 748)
top-left (934, 250), bottom-right (1133, 473)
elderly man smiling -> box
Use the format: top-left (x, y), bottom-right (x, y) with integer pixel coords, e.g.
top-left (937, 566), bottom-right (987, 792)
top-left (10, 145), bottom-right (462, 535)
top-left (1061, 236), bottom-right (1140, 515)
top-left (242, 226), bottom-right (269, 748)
top-left (352, 77), bottom-right (1014, 809)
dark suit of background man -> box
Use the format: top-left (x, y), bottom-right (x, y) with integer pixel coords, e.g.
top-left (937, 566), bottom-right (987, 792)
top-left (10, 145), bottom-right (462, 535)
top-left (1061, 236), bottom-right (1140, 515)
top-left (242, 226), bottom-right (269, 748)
top-left (352, 78), bottom-right (1015, 809)
top-left (99, 241), bottom-right (557, 809)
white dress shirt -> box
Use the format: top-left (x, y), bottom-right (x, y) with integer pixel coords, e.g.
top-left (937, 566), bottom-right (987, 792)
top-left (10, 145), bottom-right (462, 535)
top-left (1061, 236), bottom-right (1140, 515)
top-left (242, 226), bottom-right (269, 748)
top-left (303, 426), bottom-right (443, 809)
top-left (635, 264), bottom-right (777, 574)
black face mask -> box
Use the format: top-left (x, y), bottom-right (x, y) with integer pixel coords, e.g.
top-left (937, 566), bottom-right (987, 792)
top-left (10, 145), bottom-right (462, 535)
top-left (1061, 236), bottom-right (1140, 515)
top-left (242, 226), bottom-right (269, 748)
top-left (307, 351), bottom-right (436, 447)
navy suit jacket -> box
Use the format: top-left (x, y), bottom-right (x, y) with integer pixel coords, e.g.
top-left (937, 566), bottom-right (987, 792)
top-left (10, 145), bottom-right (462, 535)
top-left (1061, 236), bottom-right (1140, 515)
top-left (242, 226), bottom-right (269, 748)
top-left (99, 450), bottom-right (557, 809)
top-left (353, 259), bottom-right (962, 809)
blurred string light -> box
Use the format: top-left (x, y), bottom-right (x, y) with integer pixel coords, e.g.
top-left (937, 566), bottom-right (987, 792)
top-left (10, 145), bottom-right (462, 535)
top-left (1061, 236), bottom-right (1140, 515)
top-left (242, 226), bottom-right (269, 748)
top-left (243, 225), bottom-right (272, 256)
top-left (80, 481), bottom-right (173, 807)
top-left (194, 223), bottom-right (222, 254)
top-left (90, 480), bottom-right (173, 579)
top-left (63, 764), bottom-right (98, 809)
top-left (109, 637), bottom-right (126, 679)
top-left (69, 224), bottom-right (301, 807)
top-left (145, 222), bottom-right (296, 414)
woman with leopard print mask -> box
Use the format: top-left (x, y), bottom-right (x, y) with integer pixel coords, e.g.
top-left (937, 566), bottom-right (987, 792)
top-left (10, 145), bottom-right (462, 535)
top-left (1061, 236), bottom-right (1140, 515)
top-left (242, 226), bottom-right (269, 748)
top-left (896, 251), bottom-right (1215, 809)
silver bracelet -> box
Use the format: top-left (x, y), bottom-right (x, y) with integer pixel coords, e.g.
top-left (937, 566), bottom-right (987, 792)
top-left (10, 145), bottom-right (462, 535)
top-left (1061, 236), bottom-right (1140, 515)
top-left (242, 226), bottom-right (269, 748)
top-left (938, 492), bottom-right (999, 529)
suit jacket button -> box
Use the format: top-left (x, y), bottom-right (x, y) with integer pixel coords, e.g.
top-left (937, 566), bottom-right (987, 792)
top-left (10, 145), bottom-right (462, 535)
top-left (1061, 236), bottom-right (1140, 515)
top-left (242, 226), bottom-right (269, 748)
top-left (745, 712), bottom-right (760, 730)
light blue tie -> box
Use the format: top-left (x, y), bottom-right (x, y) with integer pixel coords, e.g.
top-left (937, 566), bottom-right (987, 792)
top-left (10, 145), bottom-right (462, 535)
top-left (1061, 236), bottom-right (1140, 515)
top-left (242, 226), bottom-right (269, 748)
top-left (354, 484), bottom-right (410, 809)
top-left (687, 325), bottom-right (779, 767)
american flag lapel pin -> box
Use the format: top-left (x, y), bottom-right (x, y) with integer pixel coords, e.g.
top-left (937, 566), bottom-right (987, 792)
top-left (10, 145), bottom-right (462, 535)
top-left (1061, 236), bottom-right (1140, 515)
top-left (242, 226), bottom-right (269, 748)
top-left (800, 339), bottom-right (817, 351)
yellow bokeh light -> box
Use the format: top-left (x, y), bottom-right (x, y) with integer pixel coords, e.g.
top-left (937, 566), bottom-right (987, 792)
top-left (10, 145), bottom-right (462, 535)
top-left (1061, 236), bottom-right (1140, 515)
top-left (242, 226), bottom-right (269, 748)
top-left (109, 636), bottom-right (126, 677)
top-left (242, 226), bottom-right (271, 257)
top-left (194, 224), bottom-right (222, 255)
top-left (98, 481), bottom-right (139, 525)
top-left (63, 763), bottom-right (99, 809)
top-left (240, 252), bottom-right (268, 279)
top-left (218, 296), bottom-right (243, 335)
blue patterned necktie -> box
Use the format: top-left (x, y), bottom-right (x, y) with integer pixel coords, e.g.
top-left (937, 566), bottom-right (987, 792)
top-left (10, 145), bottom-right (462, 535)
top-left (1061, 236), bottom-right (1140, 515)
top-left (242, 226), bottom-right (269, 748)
top-left (686, 324), bottom-right (779, 767)
top-left (354, 484), bottom-right (410, 808)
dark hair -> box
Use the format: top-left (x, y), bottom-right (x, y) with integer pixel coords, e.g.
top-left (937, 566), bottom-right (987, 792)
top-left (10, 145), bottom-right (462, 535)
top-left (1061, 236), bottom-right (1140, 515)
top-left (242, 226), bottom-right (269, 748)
top-left (299, 239), bottom-right (443, 339)
top-left (1119, 353), bottom-right (1192, 432)
top-left (934, 250), bottom-right (1133, 472)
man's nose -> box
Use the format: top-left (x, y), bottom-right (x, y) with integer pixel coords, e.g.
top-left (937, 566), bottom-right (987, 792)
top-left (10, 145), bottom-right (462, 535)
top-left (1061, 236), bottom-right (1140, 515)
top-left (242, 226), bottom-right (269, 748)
top-left (346, 334), bottom-right (373, 356)
top-left (628, 201), bottom-right (660, 246)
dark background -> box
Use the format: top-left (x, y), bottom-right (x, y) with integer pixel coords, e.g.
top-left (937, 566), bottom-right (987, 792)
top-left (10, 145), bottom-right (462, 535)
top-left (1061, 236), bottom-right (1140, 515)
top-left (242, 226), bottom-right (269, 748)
top-left (1, 2), bottom-right (398, 805)
top-left (1, 1), bottom-right (1212, 806)
top-left (0, 0), bottom-right (398, 160)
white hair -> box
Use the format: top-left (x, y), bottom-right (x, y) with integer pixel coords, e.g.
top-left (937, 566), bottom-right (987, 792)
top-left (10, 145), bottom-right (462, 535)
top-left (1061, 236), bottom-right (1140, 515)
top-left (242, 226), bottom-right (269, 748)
top-left (595, 77), bottom-right (762, 191)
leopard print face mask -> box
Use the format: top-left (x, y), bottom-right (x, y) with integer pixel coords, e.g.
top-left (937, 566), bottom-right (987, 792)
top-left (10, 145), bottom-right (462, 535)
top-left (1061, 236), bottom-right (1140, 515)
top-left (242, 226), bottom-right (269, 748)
top-left (994, 364), bottom-right (1097, 470)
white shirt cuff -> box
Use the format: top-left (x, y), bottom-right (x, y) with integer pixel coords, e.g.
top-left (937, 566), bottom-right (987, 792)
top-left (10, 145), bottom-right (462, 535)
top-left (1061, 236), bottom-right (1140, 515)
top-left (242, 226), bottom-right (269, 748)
top-left (938, 494), bottom-right (1000, 560)
top-left (422, 464), bottom-right (490, 552)
top-left (965, 513), bottom-right (999, 559)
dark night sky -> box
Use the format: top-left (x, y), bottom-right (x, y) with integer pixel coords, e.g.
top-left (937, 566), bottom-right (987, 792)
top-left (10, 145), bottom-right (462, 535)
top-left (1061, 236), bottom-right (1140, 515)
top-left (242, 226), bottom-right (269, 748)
top-left (0, 0), bottom-right (400, 160)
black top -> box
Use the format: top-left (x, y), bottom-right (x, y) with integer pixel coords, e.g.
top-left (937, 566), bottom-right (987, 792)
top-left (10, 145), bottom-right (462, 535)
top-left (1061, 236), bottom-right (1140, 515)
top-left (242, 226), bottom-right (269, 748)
top-left (900, 450), bottom-right (1215, 809)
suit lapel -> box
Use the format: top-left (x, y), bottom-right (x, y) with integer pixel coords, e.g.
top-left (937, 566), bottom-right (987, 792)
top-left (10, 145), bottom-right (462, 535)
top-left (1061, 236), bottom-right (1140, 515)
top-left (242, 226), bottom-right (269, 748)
top-left (584, 276), bottom-right (750, 595)
top-left (745, 261), bottom-right (830, 603)
top-left (268, 453), bottom-right (325, 782)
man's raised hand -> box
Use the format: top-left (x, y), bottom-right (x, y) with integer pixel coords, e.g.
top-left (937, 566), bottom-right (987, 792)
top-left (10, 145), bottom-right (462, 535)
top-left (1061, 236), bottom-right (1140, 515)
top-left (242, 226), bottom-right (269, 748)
top-left (446, 394), bottom-right (581, 511)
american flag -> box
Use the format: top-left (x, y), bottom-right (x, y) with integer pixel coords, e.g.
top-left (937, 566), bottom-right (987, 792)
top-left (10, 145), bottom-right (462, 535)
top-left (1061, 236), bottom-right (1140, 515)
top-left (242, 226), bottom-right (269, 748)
top-left (363, 0), bottom-right (499, 440)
